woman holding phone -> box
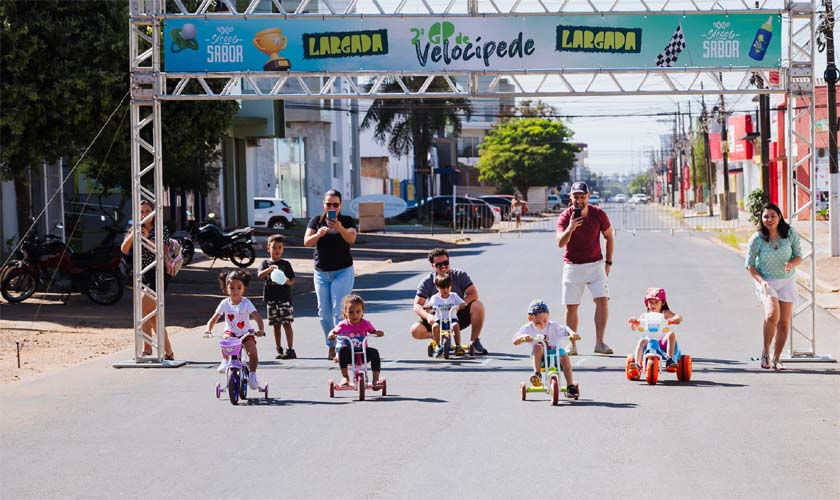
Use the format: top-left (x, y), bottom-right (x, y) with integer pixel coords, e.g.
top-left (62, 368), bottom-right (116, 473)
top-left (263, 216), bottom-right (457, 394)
top-left (304, 189), bottom-right (358, 360)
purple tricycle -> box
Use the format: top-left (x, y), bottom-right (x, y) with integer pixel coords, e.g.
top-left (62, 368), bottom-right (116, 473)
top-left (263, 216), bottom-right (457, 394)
top-left (206, 330), bottom-right (268, 405)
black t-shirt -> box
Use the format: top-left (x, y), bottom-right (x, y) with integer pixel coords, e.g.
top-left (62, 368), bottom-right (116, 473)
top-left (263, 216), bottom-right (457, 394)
top-left (259, 259), bottom-right (295, 302)
top-left (306, 214), bottom-right (357, 272)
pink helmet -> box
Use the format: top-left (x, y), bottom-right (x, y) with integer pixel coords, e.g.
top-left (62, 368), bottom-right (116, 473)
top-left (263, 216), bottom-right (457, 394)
top-left (644, 288), bottom-right (670, 311)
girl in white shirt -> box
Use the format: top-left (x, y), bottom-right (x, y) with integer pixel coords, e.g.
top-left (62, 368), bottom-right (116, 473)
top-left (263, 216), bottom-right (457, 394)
top-left (205, 270), bottom-right (266, 388)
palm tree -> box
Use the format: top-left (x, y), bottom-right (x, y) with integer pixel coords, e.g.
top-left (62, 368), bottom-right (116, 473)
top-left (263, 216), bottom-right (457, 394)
top-left (361, 77), bottom-right (472, 203)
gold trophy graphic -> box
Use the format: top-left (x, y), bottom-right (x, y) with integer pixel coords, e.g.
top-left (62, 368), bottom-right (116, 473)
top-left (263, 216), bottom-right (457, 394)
top-left (253, 28), bottom-right (291, 71)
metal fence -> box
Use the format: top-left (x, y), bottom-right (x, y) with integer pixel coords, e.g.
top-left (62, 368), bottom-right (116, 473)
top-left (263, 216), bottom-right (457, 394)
top-left (494, 202), bottom-right (750, 234)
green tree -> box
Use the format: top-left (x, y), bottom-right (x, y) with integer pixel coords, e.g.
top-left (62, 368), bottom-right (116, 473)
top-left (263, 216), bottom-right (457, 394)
top-left (690, 129), bottom-right (709, 186)
top-left (515, 99), bottom-right (558, 118)
top-left (627, 171), bottom-right (652, 195)
top-left (361, 77), bottom-right (472, 201)
top-left (476, 117), bottom-right (577, 194)
top-left (1, 0), bottom-right (238, 232)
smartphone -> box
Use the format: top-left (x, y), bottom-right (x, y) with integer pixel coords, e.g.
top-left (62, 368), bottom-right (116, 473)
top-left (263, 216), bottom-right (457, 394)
top-left (573, 207), bottom-right (582, 219)
top-left (327, 209), bottom-right (337, 221)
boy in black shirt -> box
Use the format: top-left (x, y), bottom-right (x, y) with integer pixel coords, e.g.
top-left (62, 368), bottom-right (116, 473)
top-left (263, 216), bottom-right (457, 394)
top-left (257, 234), bottom-right (296, 359)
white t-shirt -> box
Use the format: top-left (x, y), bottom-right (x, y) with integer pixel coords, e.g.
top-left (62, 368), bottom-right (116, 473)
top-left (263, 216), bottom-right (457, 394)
top-left (513, 321), bottom-right (574, 349)
top-left (426, 292), bottom-right (464, 322)
top-left (214, 297), bottom-right (257, 337)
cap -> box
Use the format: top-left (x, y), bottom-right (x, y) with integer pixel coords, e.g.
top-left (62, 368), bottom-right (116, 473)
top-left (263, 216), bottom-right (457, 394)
top-left (527, 299), bottom-right (550, 315)
top-left (644, 288), bottom-right (669, 310)
top-left (570, 182), bottom-right (589, 194)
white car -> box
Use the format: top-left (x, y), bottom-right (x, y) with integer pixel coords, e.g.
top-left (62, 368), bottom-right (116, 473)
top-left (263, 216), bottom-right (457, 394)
top-left (613, 194), bottom-right (627, 203)
top-left (253, 197), bottom-right (295, 230)
top-left (629, 194), bottom-right (649, 204)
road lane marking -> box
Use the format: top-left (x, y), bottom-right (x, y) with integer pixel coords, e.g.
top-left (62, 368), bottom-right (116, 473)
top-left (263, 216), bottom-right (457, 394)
top-left (383, 359), bottom-right (400, 368)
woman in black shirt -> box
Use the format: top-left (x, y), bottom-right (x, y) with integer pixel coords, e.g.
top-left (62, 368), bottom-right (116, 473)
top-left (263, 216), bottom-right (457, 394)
top-left (303, 189), bottom-right (357, 360)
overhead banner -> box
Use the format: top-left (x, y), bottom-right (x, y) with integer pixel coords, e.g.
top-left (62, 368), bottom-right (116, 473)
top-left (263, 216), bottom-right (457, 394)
top-left (164, 14), bottom-right (781, 73)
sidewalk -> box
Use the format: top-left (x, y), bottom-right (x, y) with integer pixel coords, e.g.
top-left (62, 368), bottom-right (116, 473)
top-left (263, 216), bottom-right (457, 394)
top-left (0, 227), bottom-right (496, 383)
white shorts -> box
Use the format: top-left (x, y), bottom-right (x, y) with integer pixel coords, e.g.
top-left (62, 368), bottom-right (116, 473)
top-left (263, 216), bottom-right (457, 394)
top-left (754, 276), bottom-right (798, 303)
top-left (562, 261), bottom-right (609, 305)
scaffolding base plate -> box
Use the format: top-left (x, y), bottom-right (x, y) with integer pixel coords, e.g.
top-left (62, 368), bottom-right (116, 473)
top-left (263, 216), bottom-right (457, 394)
top-left (780, 354), bottom-right (836, 363)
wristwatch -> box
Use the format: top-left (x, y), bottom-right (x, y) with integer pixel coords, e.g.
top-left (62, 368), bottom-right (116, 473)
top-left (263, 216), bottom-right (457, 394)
top-left (605, 260), bottom-right (613, 265)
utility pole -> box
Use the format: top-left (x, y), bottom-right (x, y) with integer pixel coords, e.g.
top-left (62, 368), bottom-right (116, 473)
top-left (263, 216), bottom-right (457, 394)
top-left (759, 86), bottom-right (771, 196)
top-left (672, 110), bottom-right (679, 207)
top-left (701, 86), bottom-right (715, 217)
top-left (824, 0), bottom-right (839, 256)
top-left (717, 72), bottom-right (733, 220)
top-left (689, 101), bottom-right (699, 208)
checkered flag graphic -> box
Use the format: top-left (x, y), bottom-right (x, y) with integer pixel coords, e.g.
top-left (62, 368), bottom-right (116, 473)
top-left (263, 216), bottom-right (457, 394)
top-left (656, 24), bottom-right (686, 67)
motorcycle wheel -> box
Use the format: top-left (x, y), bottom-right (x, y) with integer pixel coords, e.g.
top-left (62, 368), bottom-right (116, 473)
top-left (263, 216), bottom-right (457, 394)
top-left (181, 240), bottom-right (194, 266)
top-left (85, 271), bottom-right (124, 305)
top-left (230, 242), bottom-right (255, 268)
top-left (1, 268), bottom-right (37, 303)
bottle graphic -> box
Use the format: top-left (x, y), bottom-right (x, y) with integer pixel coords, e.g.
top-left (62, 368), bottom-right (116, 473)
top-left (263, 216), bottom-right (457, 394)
top-left (748, 16), bottom-right (774, 61)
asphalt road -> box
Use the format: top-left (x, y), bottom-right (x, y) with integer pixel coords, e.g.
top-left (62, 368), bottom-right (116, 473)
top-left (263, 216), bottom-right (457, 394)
top-left (1, 229), bottom-right (838, 500)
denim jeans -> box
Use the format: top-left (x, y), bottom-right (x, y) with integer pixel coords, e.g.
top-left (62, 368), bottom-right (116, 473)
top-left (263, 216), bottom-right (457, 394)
top-left (314, 265), bottom-right (355, 346)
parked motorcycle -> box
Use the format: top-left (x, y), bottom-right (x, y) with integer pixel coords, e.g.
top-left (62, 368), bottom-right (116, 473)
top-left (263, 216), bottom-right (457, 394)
top-left (185, 213), bottom-right (255, 268)
top-left (1, 219), bottom-right (124, 305)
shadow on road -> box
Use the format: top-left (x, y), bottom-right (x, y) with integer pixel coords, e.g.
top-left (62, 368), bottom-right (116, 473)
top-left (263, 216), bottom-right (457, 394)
top-left (245, 398), bottom-right (348, 406)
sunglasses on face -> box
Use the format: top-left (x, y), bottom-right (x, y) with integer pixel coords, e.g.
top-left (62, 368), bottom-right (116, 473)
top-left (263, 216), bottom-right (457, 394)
top-left (324, 203), bottom-right (340, 208)
top-left (433, 260), bottom-right (450, 268)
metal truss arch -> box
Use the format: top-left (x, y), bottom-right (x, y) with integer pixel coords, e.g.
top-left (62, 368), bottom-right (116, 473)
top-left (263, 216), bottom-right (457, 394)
top-left (125, 0), bottom-right (829, 365)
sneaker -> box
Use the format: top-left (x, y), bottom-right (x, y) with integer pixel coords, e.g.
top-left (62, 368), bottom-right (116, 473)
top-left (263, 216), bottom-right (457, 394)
top-left (276, 346), bottom-right (284, 358)
top-left (282, 348), bottom-right (297, 360)
top-left (217, 360), bottom-right (227, 373)
top-left (566, 343), bottom-right (578, 356)
top-left (566, 383), bottom-right (580, 398)
top-left (665, 358), bottom-right (678, 372)
top-left (327, 345), bottom-right (336, 361)
top-left (470, 338), bottom-right (489, 355)
top-left (529, 373), bottom-right (543, 387)
top-left (249, 372), bottom-right (259, 390)
top-left (433, 345), bottom-right (445, 358)
top-left (628, 362), bottom-right (641, 380)
top-left (594, 343), bottom-right (614, 355)
top-left (454, 345), bottom-right (466, 357)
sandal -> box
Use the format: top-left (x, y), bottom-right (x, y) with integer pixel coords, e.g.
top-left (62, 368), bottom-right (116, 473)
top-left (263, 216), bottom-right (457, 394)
top-left (165, 353), bottom-right (175, 361)
top-left (760, 354), bottom-right (770, 369)
top-left (772, 359), bottom-right (786, 371)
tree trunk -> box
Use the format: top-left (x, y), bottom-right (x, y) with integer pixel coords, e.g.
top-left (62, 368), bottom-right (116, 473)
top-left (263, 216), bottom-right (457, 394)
top-left (13, 172), bottom-right (33, 241)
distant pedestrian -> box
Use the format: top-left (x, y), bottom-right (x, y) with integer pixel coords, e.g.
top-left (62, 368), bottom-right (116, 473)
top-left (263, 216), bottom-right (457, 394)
top-left (511, 195), bottom-right (523, 229)
top-left (257, 234), bottom-right (296, 360)
top-left (555, 181), bottom-right (615, 355)
top-left (745, 203), bottom-right (802, 371)
top-left (120, 199), bottom-right (174, 360)
top-left (304, 189), bottom-right (357, 360)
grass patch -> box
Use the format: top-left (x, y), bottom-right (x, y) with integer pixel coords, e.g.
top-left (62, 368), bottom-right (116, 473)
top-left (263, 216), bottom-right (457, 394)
top-left (717, 232), bottom-right (743, 249)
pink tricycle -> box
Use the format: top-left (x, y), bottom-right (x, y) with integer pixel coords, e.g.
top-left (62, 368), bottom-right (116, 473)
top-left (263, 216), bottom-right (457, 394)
top-left (328, 335), bottom-right (387, 401)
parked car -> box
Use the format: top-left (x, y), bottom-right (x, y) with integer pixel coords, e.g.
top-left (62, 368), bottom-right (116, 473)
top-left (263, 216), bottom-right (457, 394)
top-left (405, 196), bottom-right (496, 228)
top-left (613, 194), bottom-right (627, 203)
top-left (479, 195), bottom-right (512, 220)
top-left (629, 193), bottom-right (649, 204)
top-left (253, 197), bottom-right (294, 230)
top-left (547, 194), bottom-right (570, 211)
top-left (588, 194), bottom-right (601, 206)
